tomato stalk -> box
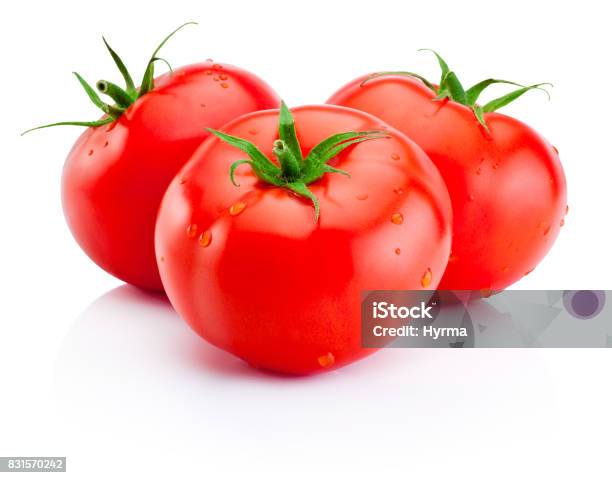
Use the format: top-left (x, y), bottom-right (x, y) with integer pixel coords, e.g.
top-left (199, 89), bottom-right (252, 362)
top-left (95, 80), bottom-right (135, 108)
top-left (361, 49), bottom-right (552, 131)
top-left (272, 140), bottom-right (301, 181)
top-left (208, 102), bottom-right (389, 221)
top-left (22, 22), bottom-right (197, 135)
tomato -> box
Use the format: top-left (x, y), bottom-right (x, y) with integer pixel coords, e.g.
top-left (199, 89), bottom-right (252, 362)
top-left (328, 51), bottom-right (567, 291)
top-left (27, 24), bottom-right (280, 291)
top-left (155, 103), bottom-right (452, 374)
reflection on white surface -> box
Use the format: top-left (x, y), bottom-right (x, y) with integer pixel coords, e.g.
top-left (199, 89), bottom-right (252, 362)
top-left (54, 285), bottom-right (561, 474)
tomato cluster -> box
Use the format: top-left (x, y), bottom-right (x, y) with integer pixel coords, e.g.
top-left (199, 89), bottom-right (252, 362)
top-left (28, 27), bottom-right (566, 374)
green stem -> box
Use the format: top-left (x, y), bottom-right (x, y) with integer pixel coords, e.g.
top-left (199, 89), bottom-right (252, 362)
top-left (96, 80), bottom-right (135, 108)
top-left (273, 140), bottom-right (301, 181)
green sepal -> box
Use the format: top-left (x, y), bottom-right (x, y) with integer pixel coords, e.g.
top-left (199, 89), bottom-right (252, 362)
top-left (102, 36), bottom-right (136, 96)
top-left (207, 128), bottom-right (282, 185)
top-left (321, 164), bottom-right (350, 177)
top-left (207, 128), bottom-right (276, 169)
top-left (151, 57), bottom-right (173, 74)
top-left (437, 71), bottom-right (466, 104)
top-left (73, 72), bottom-right (123, 118)
top-left (302, 130), bottom-right (388, 173)
top-left (229, 160), bottom-right (253, 186)
top-left (139, 22), bottom-right (197, 98)
top-left (317, 132), bottom-right (390, 160)
top-left (465, 79), bottom-right (524, 105)
top-left (230, 158), bottom-right (284, 187)
top-left (360, 71), bottom-right (437, 93)
top-left (285, 181), bottom-right (320, 222)
top-left (302, 132), bottom-right (388, 183)
top-left (482, 83), bottom-right (552, 113)
top-left (471, 105), bottom-right (488, 132)
top-left (471, 83), bottom-right (551, 132)
top-left (418, 49), bottom-right (450, 84)
top-left (21, 117), bottom-right (114, 136)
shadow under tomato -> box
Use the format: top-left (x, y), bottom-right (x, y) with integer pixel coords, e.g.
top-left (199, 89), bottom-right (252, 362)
top-left (55, 284), bottom-right (336, 381)
top-left (52, 284), bottom-right (557, 456)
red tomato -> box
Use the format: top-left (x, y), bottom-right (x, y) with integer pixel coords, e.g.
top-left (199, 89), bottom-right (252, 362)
top-left (328, 56), bottom-right (567, 291)
top-left (155, 104), bottom-right (452, 374)
top-left (30, 25), bottom-right (280, 290)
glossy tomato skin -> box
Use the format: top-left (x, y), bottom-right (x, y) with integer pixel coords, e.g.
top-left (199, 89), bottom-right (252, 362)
top-left (155, 105), bottom-right (452, 374)
top-left (328, 76), bottom-right (567, 290)
top-left (62, 62), bottom-right (280, 291)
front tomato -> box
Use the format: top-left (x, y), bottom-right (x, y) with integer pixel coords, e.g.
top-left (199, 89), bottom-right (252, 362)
top-left (155, 104), bottom-right (452, 374)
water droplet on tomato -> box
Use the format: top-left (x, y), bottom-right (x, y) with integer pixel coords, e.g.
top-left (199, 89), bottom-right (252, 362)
top-left (503, 266), bottom-right (510, 273)
top-left (205, 70), bottom-right (213, 75)
top-left (88, 149), bottom-right (94, 156)
top-left (524, 268), bottom-right (535, 276)
top-left (220, 82), bottom-right (229, 88)
top-left (391, 153), bottom-right (400, 161)
top-left (543, 225), bottom-right (551, 236)
top-left (213, 76), bottom-right (220, 81)
top-left (421, 268), bottom-right (432, 288)
top-left (103, 141), bottom-right (109, 148)
top-left (493, 163), bottom-right (499, 169)
top-left (200, 103), bottom-right (206, 108)
top-left (393, 187), bottom-right (404, 195)
top-left (186, 224), bottom-right (199, 238)
top-left (198, 231), bottom-right (212, 247)
top-left (219, 74), bottom-right (228, 80)
top-left (179, 177), bottom-right (187, 185)
top-left (448, 254), bottom-right (458, 263)
top-left (560, 218), bottom-right (565, 227)
top-left (248, 129), bottom-right (258, 135)
top-left (395, 248), bottom-right (401, 255)
top-left (356, 193), bottom-right (368, 200)
top-left (318, 352), bottom-right (335, 368)
top-left (468, 194), bottom-right (475, 201)
top-left (212, 63), bottom-right (222, 70)
top-left (565, 205), bottom-right (569, 215)
top-left (229, 201), bottom-right (247, 216)
top-left (552, 145), bottom-right (559, 155)
top-left (476, 168), bottom-right (482, 175)
top-left (391, 213), bottom-right (404, 225)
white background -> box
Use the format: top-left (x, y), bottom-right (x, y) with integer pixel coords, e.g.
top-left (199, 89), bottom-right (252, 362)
top-left (1, 0), bottom-right (611, 476)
